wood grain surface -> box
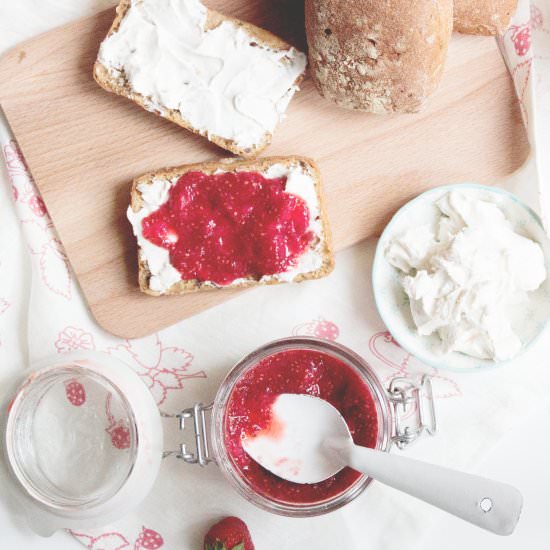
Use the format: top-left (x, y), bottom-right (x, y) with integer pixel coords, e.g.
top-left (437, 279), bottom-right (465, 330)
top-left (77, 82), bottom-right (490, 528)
top-left (0, 0), bottom-right (528, 338)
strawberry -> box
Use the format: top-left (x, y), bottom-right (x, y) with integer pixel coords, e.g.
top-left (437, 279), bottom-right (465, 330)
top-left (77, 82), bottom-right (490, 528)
top-left (65, 379), bottom-right (86, 406)
top-left (512, 25), bottom-right (531, 57)
top-left (313, 319), bottom-right (340, 341)
top-left (108, 421), bottom-right (131, 450)
top-left (135, 526), bottom-right (163, 549)
top-left (204, 517), bottom-right (255, 550)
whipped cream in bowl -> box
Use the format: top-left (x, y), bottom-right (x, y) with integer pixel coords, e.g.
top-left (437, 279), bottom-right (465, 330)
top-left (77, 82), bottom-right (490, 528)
top-left (372, 184), bottom-right (550, 370)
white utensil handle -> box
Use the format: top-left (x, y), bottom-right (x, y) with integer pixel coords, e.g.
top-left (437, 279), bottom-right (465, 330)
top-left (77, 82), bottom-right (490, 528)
top-left (339, 443), bottom-right (522, 535)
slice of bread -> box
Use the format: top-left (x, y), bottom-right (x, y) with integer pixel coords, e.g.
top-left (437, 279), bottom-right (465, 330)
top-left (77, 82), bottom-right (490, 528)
top-left (94, 0), bottom-right (307, 157)
top-left (128, 156), bottom-right (334, 296)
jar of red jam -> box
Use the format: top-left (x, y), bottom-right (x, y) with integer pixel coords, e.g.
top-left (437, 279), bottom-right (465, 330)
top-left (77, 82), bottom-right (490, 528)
top-left (204, 337), bottom-right (436, 517)
top-left (2, 340), bottom-right (435, 535)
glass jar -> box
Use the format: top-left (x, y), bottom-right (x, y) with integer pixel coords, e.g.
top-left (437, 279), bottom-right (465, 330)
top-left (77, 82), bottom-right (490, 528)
top-left (177, 337), bottom-right (436, 517)
top-left (2, 340), bottom-right (435, 534)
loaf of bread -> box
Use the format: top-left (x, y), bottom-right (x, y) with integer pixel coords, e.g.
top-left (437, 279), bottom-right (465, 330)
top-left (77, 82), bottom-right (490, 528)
top-left (128, 157), bottom-right (334, 296)
top-left (94, 0), bottom-right (307, 157)
top-left (305, 0), bottom-right (453, 113)
top-left (454, 0), bottom-right (518, 35)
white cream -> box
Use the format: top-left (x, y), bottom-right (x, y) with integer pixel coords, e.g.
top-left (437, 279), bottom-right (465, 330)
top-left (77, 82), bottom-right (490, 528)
top-left (127, 163), bottom-right (325, 293)
top-left (128, 179), bottom-right (182, 293)
top-left (98, 0), bottom-right (307, 150)
top-left (386, 190), bottom-right (547, 361)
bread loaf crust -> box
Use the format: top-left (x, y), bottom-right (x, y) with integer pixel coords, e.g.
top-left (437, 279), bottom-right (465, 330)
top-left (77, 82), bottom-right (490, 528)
top-left (305, 0), bottom-right (453, 114)
top-left (454, 0), bottom-right (518, 36)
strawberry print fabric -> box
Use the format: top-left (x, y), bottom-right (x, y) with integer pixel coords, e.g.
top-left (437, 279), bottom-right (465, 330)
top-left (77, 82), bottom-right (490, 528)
top-left (1, 1), bottom-right (550, 549)
top-left (498, 1), bottom-right (550, 232)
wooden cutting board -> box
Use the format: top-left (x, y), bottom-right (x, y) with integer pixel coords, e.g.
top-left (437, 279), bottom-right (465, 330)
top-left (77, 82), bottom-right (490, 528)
top-left (0, 1), bottom-right (529, 339)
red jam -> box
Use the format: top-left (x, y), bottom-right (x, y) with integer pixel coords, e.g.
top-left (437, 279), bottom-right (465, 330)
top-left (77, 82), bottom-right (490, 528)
top-left (224, 349), bottom-right (379, 505)
top-left (141, 171), bottom-right (314, 285)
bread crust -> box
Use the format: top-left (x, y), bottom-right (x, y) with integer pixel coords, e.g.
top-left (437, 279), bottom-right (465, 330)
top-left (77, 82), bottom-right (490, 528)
top-left (130, 156), bottom-right (335, 296)
top-left (305, 0), bottom-right (453, 114)
top-left (94, 0), bottom-right (305, 157)
top-left (453, 0), bottom-right (518, 36)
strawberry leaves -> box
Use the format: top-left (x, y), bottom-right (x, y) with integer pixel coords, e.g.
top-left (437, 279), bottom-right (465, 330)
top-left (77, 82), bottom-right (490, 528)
top-left (205, 543), bottom-right (244, 550)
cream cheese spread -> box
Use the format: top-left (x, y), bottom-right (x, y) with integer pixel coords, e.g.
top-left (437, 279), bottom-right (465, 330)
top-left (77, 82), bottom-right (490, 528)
top-left (127, 163), bottom-right (325, 293)
top-left (98, 0), bottom-right (307, 150)
top-left (386, 190), bottom-right (547, 361)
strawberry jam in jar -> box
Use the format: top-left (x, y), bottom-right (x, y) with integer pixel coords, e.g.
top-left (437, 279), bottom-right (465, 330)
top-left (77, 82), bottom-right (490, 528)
top-left (211, 338), bottom-right (405, 517)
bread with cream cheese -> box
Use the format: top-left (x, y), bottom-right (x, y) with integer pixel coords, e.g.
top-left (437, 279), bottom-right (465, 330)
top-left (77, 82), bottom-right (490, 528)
top-left (454, 0), bottom-right (518, 35)
top-left (128, 156), bottom-right (334, 296)
top-left (304, 0), bottom-right (453, 113)
top-left (94, 0), bottom-right (307, 157)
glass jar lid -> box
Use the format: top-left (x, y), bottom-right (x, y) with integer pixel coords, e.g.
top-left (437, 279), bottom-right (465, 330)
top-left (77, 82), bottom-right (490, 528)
top-left (2, 352), bottom-right (163, 536)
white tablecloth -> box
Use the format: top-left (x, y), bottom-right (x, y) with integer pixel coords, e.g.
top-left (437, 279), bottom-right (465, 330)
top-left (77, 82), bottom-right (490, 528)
top-left (1, 1), bottom-right (549, 549)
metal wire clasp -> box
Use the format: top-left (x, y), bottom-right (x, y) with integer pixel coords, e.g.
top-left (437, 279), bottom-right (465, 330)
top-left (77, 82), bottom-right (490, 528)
top-left (388, 375), bottom-right (436, 450)
top-left (161, 403), bottom-right (215, 466)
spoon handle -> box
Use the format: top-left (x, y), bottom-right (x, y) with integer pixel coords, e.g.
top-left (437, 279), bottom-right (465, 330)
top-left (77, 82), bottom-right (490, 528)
top-left (339, 443), bottom-right (522, 535)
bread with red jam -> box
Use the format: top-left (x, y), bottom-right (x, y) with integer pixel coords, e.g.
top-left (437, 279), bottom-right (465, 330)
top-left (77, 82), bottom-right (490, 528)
top-left (454, 0), bottom-right (518, 35)
top-left (305, 0), bottom-right (453, 113)
top-left (128, 156), bottom-right (334, 295)
top-left (94, 0), bottom-right (307, 157)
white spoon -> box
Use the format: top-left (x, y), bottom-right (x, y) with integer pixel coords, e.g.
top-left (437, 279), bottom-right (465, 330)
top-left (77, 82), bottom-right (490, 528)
top-left (242, 394), bottom-right (523, 536)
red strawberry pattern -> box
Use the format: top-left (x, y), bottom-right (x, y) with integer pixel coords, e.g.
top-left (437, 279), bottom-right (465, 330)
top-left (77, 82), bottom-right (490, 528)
top-left (134, 527), bottom-right (164, 549)
top-left (28, 195), bottom-right (47, 217)
top-left (105, 393), bottom-right (131, 450)
top-left (313, 319), bottom-right (339, 340)
top-left (292, 317), bottom-right (340, 341)
top-left (500, 0), bottom-right (548, 129)
top-left (55, 326), bottom-right (95, 352)
top-left (108, 421), bottom-right (131, 450)
top-left (65, 379), bottom-right (86, 406)
top-left (69, 530), bottom-right (130, 550)
top-left (512, 24), bottom-right (531, 56)
top-left (3, 140), bottom-right (73, 301)
top-left (368, 332), bottom-right (461, 400)
top-left (70, 527), bottom-right (164, 550)
top-left (2, 139), bottom-right (29, 175)
top-left (107, 335), bottom-right (205, 406)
